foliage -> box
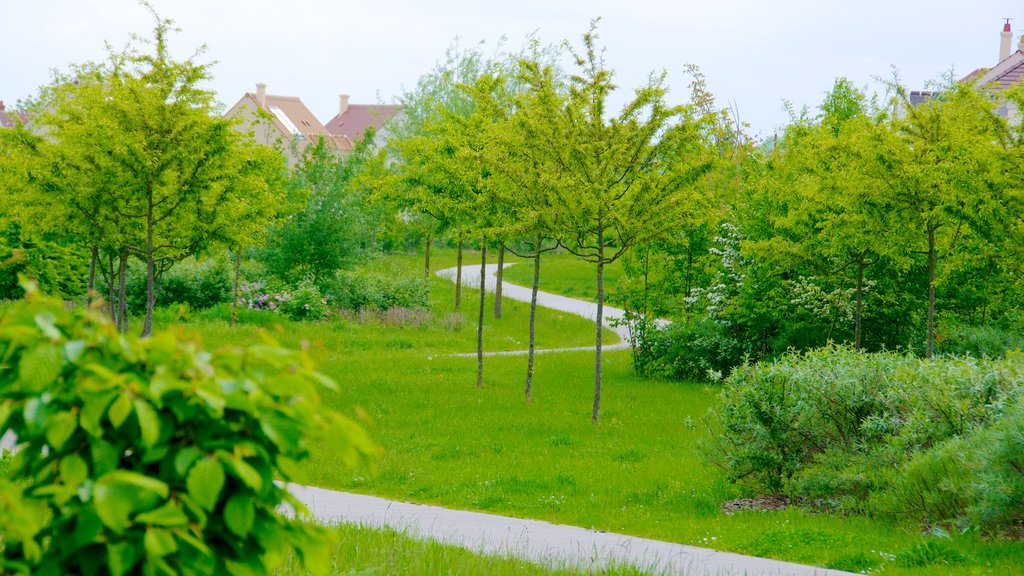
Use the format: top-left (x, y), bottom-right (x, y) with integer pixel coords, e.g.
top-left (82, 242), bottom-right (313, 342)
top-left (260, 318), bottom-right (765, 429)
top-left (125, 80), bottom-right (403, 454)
top-left (116, 254), bottom-right (233, 314)
top-left (279, 280), bottom-right (329, 322)
top-left (626, 316), bottom-right (747, 381)
top-left (709, 346), bottom-right (1024, 499)
top-left (326, 268), bottom-right (429, 312)
top-left (0, 285), bottom-right (376, 574)
top-left (933, 317), bottom-right (1024, 359)
top-left (261, 136), bottom-right (381, 286)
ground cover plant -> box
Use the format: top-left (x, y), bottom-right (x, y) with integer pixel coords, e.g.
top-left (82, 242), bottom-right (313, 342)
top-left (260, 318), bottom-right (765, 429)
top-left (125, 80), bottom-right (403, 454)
top-left (162, 252), bottom-right (1024, 575)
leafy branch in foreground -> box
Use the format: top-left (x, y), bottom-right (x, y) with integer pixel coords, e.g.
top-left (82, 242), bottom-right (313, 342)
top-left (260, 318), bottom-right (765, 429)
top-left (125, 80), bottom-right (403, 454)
top-left (0, 283), bottom-right (377, 575)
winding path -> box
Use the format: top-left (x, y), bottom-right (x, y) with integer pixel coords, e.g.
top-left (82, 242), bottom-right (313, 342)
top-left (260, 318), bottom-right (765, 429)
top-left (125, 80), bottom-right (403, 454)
top-left (278, 263), bottom-right (856, 575)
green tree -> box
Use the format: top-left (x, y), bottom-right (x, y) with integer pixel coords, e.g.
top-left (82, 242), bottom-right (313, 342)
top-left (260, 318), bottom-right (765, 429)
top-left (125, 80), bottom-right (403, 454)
top-left (519, 23), bottom-right (712, 422)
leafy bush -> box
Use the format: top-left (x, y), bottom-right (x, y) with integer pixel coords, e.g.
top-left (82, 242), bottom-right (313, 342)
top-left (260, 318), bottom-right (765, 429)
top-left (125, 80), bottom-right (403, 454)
top-left (326, 268), bottom-right (429, 312)
top-left (708, 347), bottom-right (1024, 498)
top-left (934, 319), bottom-right (1024, 359)
top-left (279, 280), bottom-right (329, 322)
top-left (121, 254), bottom-right (233, 312)
top-left (0, 286), bottom-right (376, 575)
top-left (624, 315), bottom-right (747, 381)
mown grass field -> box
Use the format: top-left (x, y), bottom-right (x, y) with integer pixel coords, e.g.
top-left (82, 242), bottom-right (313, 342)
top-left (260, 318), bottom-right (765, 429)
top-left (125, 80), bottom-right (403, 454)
top-left (163, 249), bottom-right (1024, 575)
top-left (500, 251), bottom-right (626, 304)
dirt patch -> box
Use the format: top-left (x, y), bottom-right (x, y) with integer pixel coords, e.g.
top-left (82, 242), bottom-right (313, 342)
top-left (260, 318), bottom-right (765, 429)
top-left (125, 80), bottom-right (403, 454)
top-left (721, 494), bottom-right (791, 515)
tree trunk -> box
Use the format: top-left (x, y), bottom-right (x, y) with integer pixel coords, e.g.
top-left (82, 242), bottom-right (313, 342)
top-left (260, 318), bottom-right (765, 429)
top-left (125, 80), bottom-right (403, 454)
top-left (593, 225), bottom-right (605, 424)
top-left (424, 231), bottom-right (432, 279)
top-left (855, 254), bottom-right (865, 351)
top-left (87, 245), bottom-right (98, 307)
top-left (107, 254), bottom-right (116, 324)
top-left (232, 246), bottom-right (242, 327)
top-left (526, 250), bottom-right (541, 402)
top-left (476, 240), bottom-right (487, 389)
top-left (116, 252), bottom-right (128, 333)
top-left (142, 192), bottom-right (155, 337)
top-left (494, 244), bottom-right (505, 319)
top-left (455, 233), bottom-right (463, 309)
top-left (927, 226), bottom-right (936, 359)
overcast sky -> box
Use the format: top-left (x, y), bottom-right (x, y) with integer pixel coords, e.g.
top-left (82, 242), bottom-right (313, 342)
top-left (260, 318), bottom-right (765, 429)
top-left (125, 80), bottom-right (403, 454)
top-left (2, 0), bottom-right (1021, 138)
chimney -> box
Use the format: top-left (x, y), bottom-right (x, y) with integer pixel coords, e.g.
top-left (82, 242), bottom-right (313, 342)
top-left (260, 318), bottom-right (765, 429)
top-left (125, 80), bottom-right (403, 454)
top-left (1000, 21), bottom-right (1013, 61)
top-left (256, 83), bottom-right (267, 107)
top-left (339, 93), bottom-right (350, 116)
top-left (1019, 34), bottom-right (1024, 52)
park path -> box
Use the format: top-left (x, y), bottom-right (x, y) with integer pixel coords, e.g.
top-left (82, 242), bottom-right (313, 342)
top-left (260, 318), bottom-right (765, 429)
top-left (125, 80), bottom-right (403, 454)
top-left (435, 262), bottom-right (668, 357)
top-left (281, 262), bottom-right (857, 575)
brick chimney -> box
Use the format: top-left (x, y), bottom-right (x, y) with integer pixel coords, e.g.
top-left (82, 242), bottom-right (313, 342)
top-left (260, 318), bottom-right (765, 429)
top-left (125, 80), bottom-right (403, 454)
top-left (339, 93), bottom-right (350, 116)
top-left (256, 83), bottom-right (267, 107)
top-left (1001, 21), bottom-right (1013, 61)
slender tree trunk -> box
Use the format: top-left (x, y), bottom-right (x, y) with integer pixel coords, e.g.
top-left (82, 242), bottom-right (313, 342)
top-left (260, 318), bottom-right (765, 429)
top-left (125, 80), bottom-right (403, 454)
top-left (455, 233), bottom-right (463, 309)
top-left (476, 240), bottom-right (487, 389)
top-left (107, 254), bottom-right (116, 324)
top-left (232, 246), bottom-right (242, 327)
top-left (494, 244), bottom-right (505, 319)
top-left (142, 192), bottom-right (155, 338)
top-left (855, 254), bottom-right (865, 351)
top-left (642, 244), bottom-right (650, 318)
top-left (927, 226), bottom-right (937, 359)
top-left (87, 245), bottom-right (98, 307)
top-left (424, 231), bottom-right (432, 279)
top-left (526, 250), bottom-right (541, 402)
top-left (593, 224), bottom-right (605, 424)
top-left (116, 252), bottom-right (128, 333)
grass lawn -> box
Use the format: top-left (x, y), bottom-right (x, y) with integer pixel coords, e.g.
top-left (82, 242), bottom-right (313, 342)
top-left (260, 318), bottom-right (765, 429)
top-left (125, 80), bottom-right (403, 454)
top-left (160, 249), bottom-right (1023, 576)
top-left (274, 523), bottom-right (648, 575)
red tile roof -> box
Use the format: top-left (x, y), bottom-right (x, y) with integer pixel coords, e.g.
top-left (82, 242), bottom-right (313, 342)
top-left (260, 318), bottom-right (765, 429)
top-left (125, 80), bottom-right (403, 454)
top-left (324, 104), bottom-right (402, 141)
top-left (0, 100), bottom-right (29, 128)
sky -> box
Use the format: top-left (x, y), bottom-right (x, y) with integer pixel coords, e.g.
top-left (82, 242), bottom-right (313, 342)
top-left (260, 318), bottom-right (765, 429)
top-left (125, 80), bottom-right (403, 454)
top-left (2, 0), bottom-right (1022, 138)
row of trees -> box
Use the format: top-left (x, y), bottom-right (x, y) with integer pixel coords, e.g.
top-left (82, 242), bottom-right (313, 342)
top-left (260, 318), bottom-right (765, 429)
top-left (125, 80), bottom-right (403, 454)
top-left (618, 75), bottom-right (1024, 378)
top-left (380, 23), bottom-right (722, 422)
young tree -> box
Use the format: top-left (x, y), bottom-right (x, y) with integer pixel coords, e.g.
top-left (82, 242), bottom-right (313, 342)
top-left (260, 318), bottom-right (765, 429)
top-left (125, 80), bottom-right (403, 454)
top-left (519, 23), bottom-right (712, 422)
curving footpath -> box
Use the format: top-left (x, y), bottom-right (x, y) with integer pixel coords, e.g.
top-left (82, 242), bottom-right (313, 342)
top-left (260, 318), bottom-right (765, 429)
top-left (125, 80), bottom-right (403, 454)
top-left (436, 262), bottom-right (668, 357)
top-left (282, 263), bottom-right (858, 576)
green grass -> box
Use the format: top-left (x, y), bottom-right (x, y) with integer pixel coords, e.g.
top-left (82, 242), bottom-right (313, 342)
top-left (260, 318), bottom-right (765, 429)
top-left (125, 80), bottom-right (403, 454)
top-left (500, 251), bottom-right (626, 304)
top-left (155, 250), bottom-right (1024, 576)
top-left (274, 523), bottom-right (649, 575)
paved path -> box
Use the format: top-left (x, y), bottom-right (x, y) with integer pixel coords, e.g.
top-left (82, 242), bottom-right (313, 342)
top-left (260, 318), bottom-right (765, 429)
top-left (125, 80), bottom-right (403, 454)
top-left (436, 263), bottom-right (668, 357)
top-left (289, 484), bottom-right (858, 576)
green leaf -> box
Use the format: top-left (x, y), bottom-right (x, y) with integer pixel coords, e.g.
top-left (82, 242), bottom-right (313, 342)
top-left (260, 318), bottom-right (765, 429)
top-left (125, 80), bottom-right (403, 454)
top-left (63, 340), bottom-right (87, 364)
top-left (93, 481), bottom-right (135, 534)
top-left (135, 502), bottom-right (189, 527)
top-left (174, 447), bottom-right (202, 478)
top-left (108, 393), bottom-right (133, 429)
top-left (106, 541), bottom-right (138, 576)
top-left (70, 508), bottom-right (103, 552)
top-left (100, 471), bottom-right (169, 499)
top-left (133, 398), bottom-right (160, 448)
top-left (23, 397), bottom-right (48, 434)
top-left (223, 493), bottom-right (254, 538)
top-left (0, 401), bottom-right (13, 431)
top-left (59, 453), bottom-right (89, 487)
top-left (225, 558), bottom-right (262, 576)
top-left (45, 410), bottom-right (77, 450)
top-left (187, 457), bottom-right (224, 512)
top-left (80, 391), bottom-right (117, 437)
top-left (224, 456), bottom-right (263, 493)
top-left (19, 344), bottom-right (63, 392)
top-left (143, 527), bottom-right (178, 557)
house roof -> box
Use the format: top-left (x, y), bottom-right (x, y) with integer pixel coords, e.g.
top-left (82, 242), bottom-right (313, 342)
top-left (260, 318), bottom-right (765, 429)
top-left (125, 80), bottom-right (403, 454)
top-left (0, 100), bottom-right (29, 128)
top-left (908, 90), bottom-right (940, 106)
top-left (243, 92), bottom-right (334, 141)
top-left (324, 104), bottom-right (402, 142)
top-left (972, 51), bottom-right (1024, 90)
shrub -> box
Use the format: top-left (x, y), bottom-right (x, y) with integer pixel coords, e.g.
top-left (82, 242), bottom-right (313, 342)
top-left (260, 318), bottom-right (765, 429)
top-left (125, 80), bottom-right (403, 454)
top-left (0, 285), bottom-right (377, 575)
top-left (934, 319), bottom-right (1024, 359)
top-left (326, 268), bottom-right (428, 312)
top-left (624, 316), bottom-right (747, 381)
top-left (121, 254), bottom-right (233, 312)
top-left (279, 280), bottom-right (329, 322)
top-left (708, 346), bottom-right (1024, 499)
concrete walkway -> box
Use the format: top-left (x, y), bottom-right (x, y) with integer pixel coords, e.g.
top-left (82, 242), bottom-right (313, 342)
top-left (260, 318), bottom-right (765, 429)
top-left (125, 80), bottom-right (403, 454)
top-left (288, 484), bottom-right (858, 576)
top-left (436, 263), bottom-right (668, 357)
